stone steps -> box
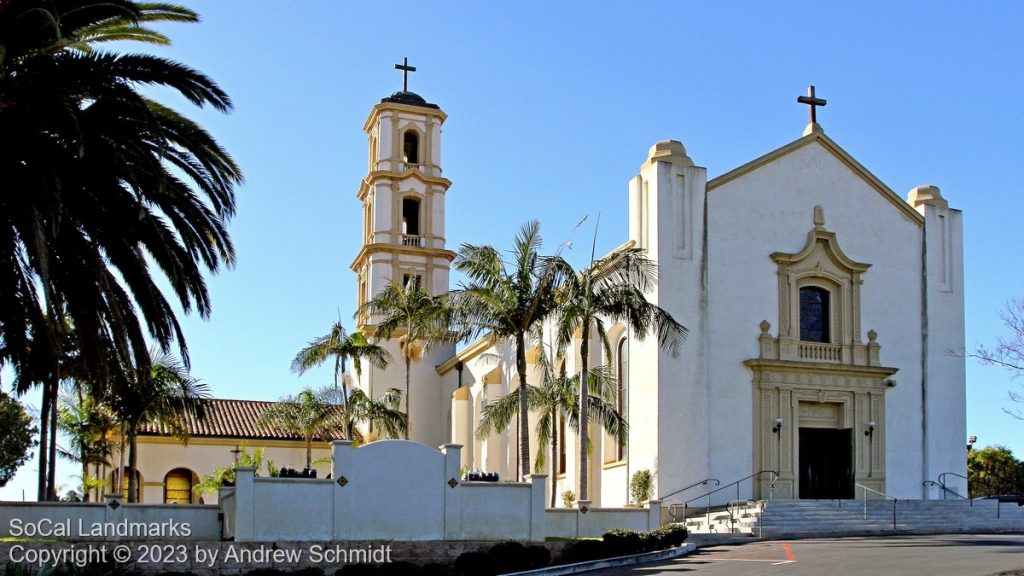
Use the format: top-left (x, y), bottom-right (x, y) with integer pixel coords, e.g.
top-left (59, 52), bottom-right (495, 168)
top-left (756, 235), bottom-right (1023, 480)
top-left (678, 499), bottom-right (1024, 537)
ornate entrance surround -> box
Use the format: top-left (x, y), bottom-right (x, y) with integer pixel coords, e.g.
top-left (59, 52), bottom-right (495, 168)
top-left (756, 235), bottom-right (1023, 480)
top-left (745, 208), bottom-right (897, 499)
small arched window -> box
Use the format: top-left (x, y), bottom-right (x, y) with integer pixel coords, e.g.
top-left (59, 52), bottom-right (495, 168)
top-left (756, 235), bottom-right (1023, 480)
top-left (164, 468), bottom-right (195, 504)
top-left (403, 131), bottom-right (419, 164)
top-left (799, 286), bottom-right (831, 343)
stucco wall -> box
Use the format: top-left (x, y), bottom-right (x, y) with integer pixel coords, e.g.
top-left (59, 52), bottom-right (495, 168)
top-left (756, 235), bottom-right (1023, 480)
top-left (227, 440), bottom-right (549, 541)
top-left (0, 500), bottom-right (221, 541)
top-left (705, 140), bottom-right (928, 498)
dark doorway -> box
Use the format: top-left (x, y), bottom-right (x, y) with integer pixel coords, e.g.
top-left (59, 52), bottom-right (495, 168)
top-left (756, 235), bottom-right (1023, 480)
top-left (799, 428), bottom-right (853, 499)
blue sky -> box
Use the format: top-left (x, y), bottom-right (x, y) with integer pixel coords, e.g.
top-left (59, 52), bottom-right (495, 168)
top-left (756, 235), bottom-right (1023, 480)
top-left (3, 1), bottom-right (1024, 499)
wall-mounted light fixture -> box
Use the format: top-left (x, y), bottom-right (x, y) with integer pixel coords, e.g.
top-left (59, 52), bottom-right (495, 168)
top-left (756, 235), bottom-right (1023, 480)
top-left (772, 417), bottom-right (784, 436)
top-left (967, 434), bottom-right (977, 451)
top-left (864, 421), bottom-right (876, 438)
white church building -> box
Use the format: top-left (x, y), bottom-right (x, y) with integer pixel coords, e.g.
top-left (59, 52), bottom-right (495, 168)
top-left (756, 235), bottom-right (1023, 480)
top-left (351, 81), bottom-right (966, 509)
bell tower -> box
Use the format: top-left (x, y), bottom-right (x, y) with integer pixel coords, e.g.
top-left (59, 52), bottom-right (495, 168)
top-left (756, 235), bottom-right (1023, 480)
top-left (351, 60), bottom-right (456, 323)
top-left (350, 60), bottom-right (456, 446)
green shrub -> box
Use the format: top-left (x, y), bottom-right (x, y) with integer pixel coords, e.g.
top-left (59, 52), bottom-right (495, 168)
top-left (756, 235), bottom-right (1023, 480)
top-left (602, 528), bottom-right (643, 556)
top-left (630, 469), bottom-right (654, 505)
top-left (558, 539), bottom-right (609, 564)
top-left (452, 541), bottom-right (552, 575)
top-left (650, 524), bottom-right (689, 549)
top-left (452, 551), bottom-right (492, 576)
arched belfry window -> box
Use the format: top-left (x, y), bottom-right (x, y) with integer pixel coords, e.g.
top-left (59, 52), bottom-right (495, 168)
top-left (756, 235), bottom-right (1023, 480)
top-left (401, 197), bottom-right (421, 242)
top-left (403, 131), bottom-right (419, 164)
top-left (799, 286), bottom-right (831, 343)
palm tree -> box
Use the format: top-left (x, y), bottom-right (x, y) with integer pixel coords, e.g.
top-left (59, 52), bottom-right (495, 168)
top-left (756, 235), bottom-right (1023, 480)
top-left (111, 351), bottom-right (210, 502)
top-left (449, 220), bottom-right (565, 480)
top-left (554, 244), bottom-right (687, 502)
top-left (257, 389), bottom-right (337, 470)
top-left (322, 386), bottom-right (408, 443)
top-left (477, 358), bottom-right (625, 507)
top-left (0, 0), bottom-right (242, 499)
top-left (357, 279), bottom-right (451, 439)
top-left (57, 388), bottom-right (117, 501)
top-left (291, 321), bottom-right (391, 409)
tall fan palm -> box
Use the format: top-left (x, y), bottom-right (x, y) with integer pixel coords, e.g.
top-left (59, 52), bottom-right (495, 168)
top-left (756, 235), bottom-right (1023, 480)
top-left (111, 351), bottom-right (210, 502)
top-left (357, 279), bottom-right (451, 439)
top-left (554, 244), bottom-right (687, 502)
top-left (449, 220), bottom-right (565, 480)
top-left (0, 1), bottom-right (242, 498)
top-left (291, 321), bottom-right (391, 409)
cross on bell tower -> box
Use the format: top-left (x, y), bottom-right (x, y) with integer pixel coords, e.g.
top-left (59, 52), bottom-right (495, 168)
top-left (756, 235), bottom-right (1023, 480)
top-left (395, 57), bottom-right (416, 92)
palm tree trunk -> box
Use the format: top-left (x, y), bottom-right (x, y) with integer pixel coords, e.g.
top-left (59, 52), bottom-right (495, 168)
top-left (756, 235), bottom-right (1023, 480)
top-left (82, 459), bottom-right (89, 502)
top-left (339, 356), bottom-right (349, 410)
top-left (47, 379), bottom-right (58, 500)
top-left (516, 332), bottom-right (530, 481)
top-left (116, 424), bottom-right (127, 501)
top-left (37, 381), bottom-right (51, 500)
top-left (306, 438), bottom-right (312, 469)
top-left (578, 326), bottom-right (590, 502)
top-left (128, 431), bottom-right (139, 503)
top-left (551, 411), bottom-right (558, 508)
top-left (404, 356), bottom-right (411, 440)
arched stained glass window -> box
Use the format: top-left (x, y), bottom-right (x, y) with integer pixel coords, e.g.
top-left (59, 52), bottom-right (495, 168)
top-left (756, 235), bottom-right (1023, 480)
top-left (799, 286), bottom-right (831, 343)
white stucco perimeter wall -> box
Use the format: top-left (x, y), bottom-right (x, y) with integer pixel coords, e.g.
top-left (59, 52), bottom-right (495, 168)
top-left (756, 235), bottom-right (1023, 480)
top-left (227, 440), bottom-right (548, 541)
top-left (0, 500), bottom-right (221, 541)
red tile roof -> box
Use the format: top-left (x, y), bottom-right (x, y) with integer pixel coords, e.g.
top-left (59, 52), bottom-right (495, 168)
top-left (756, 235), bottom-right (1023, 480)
top-left (136, 398), bottom-right (342, 441)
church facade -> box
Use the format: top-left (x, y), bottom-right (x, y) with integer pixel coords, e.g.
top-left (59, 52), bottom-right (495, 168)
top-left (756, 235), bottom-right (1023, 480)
top-left (352, 84), bottom-right (966, 508)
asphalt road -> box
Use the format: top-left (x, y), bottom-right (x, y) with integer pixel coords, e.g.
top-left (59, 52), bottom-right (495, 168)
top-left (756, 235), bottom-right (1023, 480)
top-left (587, 535), bottom-right (1024, 576)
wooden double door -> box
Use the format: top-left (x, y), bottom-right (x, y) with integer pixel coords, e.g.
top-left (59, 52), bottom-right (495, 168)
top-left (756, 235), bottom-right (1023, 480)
top-left (799, 427), bottom-right (854, 499)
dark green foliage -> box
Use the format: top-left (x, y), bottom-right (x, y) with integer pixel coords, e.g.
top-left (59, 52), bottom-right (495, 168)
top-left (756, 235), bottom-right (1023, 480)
top-left (602, 528), bottom-right (644, 556)
top-left (334, 562), bottom-right (443, 576)
top-left (0, 0), bottom-right (241, 447)
top-left (487, 542), bottom-right (550, 572)
top-left (451, 541), bottom-right (551, 575)
top-left (649, 524), bottom-right (689, 549)
top-left (245, 569), bottom-right (322, 576)
top-left (0, 390), bottom-right (36, 487)
top-left (969, 445), bottom-right (1024, 498)
top-left (3, 562), bottom-right (136, 576)
top-left (558, 539), bottom-right (609, 564)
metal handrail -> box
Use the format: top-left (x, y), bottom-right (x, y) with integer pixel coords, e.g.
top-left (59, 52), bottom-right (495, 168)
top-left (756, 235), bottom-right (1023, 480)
top-left (855, 483), bottom-right (897, 530)
top-left (938, 471), bottom-right (968, 485)
top-left (679, 470), bottom-right (778, 528)
top-left (660, 478), bottom-right (721, 502)
top-left (923, 479), bottom-right (968, 502)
